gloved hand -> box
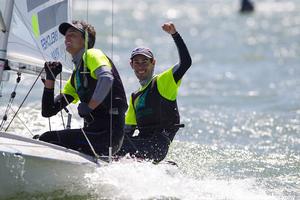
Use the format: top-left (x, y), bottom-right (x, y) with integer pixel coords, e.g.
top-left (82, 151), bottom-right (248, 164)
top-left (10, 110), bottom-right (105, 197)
top-left (44, 61), bottom-right (62, 80)
top-left (77, 102), bottom-right (93, 118)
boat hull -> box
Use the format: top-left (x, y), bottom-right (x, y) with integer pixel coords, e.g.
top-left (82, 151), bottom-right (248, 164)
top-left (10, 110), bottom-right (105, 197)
top-left (0, 132), bottom-right (106, 198)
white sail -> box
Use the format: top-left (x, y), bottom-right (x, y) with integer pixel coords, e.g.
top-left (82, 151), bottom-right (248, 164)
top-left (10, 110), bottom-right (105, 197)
top-left (3, 0), bottom-right (73, 79)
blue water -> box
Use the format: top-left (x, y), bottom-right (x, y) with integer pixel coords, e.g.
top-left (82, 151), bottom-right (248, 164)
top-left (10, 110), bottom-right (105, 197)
top-left (1, 0), bottom-right (300, 199)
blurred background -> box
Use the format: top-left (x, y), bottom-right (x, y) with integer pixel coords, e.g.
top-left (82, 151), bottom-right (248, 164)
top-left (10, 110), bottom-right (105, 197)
top-left (0, 0), bottom-right (299, 199)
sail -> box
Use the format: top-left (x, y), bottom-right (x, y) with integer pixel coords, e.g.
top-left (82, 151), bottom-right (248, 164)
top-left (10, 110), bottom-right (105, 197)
top-left (6, 0), bottom-right (73, 78)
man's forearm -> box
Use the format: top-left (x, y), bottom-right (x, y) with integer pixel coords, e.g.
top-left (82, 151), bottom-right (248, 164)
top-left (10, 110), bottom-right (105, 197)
top-left (42, 89), bottom-right (73, 117)
top-left (172, 32), bottom-right (192, 83)
top-left (44, 79), bottom-right (55, 89)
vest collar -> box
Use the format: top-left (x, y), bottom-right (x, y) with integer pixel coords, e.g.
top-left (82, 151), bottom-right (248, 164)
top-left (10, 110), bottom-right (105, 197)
top-left (72, 48), bottom-right (85, 68)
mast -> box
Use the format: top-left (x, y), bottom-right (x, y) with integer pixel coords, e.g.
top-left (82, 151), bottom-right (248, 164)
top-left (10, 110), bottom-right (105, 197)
top-left (0, 0), bottom-right (14, 88)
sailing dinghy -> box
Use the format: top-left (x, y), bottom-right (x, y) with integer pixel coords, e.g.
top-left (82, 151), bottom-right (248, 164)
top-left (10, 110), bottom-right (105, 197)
top-left (0, 0), bottom-right (109, 198)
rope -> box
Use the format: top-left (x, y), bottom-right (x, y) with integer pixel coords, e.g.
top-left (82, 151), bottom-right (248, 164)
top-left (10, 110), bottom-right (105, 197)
top-left (8, 107), bottom-right (34, 136)
top-left (0, 72), bottom-right (21, 131)
top-left (108, 0), bottom-right (115, 163)
top-left (59, 73), bottom-right (65, 129)
top-left (5, 69), bottom-right (43, 132)
top-left (80, 127), bottom-right (100, 159)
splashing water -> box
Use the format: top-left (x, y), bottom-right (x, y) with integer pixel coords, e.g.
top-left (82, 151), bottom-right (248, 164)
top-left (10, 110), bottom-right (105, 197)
top-left (82, 158), bottom-right (280, 200)
top-left (0, 0), bottom-right (300, 199)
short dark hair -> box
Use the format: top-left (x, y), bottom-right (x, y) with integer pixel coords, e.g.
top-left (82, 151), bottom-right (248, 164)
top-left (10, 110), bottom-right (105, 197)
top-left (72, 20), bottom-right (96, 49)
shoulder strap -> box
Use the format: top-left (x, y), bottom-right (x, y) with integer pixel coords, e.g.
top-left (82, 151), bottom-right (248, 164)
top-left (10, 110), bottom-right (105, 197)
top-left (70, 71), bottom-right (76, 88)
top-left (150, 76), bottom-right (157, 90)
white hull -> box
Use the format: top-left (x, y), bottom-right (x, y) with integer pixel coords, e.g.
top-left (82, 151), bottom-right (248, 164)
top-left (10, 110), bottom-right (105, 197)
top-left (0, 132), bottom-right (107, 198)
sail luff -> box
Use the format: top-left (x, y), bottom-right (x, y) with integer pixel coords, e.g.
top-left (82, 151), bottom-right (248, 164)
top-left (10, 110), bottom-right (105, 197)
top-left (0, 0), bottom-right (14, 85)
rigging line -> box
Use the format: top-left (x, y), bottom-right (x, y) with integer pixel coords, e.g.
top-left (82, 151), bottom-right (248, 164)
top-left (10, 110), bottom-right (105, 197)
top-left (47, 118), bottom-right (51, 131)
top-left (5, 69), bottom-right (44, 132)
top-left (8, 107), bottom-right (34, 136)
top-left (80, 127), bottom-right (100, 159)
top-left (48, 117), bottom-right (51, 131)
top-left (86, 0), bottom-right (89, 23)
top-left (110, 0), bottom-right (114, 60)
top-left (0, 72), bottom-right (21, 131)
top-left (108, 0), bottom-right (115, 163)
top-left (59, 73), bottom-right (66, 129)
top-left (83, 0), bottom-right (89, 83)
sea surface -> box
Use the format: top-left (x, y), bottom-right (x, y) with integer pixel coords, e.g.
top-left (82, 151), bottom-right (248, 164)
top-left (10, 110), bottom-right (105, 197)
top-left (0, 0), bottom-right (300, 199)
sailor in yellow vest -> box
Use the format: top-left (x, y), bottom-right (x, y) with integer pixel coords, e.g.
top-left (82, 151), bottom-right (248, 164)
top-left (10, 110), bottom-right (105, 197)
top-left (117, 22), bottom-right (192, 163)
top-left (38, 20), bottom-right (127, 156)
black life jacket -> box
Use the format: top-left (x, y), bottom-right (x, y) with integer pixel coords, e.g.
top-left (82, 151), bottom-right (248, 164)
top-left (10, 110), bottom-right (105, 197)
top-left (131, 77), bottom-right (180, 137)
top-left (70, 56), bottom-right (127, 118)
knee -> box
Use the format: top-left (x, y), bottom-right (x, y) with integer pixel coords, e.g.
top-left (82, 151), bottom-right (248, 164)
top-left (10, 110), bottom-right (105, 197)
top-left (38, 131), bottom-right (56, 142)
